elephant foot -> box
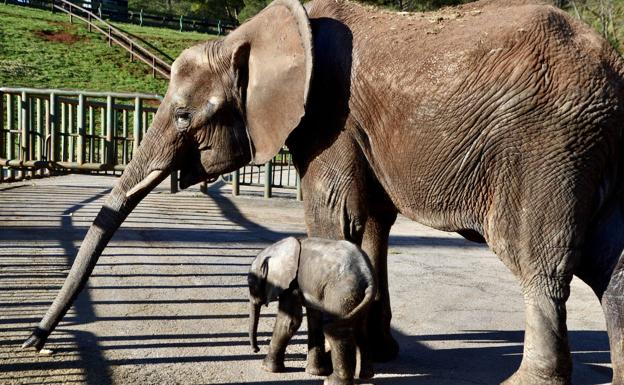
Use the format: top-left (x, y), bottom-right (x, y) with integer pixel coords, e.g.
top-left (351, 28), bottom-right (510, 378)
top-left (370, 333), bottom-right (399, 362)
top-left (323, 373), bottom-right (354, 385)
top-left (306, 351), bottom-right (332, 376)
top-left (357, 362), bottom-right (374, 380)
top-left (357, 367), bottom-right (374, 380)
top-left (22, 327), bottom-right (49, 351)
top-left (261, 356), bottom-right (285, 373)
top-left (501, 368), bottom-right (570, 385)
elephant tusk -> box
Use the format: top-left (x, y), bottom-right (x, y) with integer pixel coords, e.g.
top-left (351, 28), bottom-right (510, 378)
top-left (126, 169), bottom-right (167, 199)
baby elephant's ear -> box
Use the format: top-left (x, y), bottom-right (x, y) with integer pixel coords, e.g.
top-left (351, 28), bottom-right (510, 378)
top-left (266, 237), bottom-right (301, 301)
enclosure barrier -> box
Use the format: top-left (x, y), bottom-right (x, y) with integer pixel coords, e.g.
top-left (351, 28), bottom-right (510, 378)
top-left (0, 87), bottom-right (302, 199)
top-left (1, 0), bottom-right (236, 37)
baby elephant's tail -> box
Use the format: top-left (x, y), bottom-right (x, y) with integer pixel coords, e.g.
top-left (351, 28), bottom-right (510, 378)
top-left (343, 280), bottom-right (376, 323)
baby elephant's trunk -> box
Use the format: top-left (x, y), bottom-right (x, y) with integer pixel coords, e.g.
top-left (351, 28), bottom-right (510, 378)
top-left (249, 301), bottom-right (262, 352)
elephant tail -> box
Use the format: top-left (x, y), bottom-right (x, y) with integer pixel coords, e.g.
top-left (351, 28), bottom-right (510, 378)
top-left (343, 280), bottom-right (376, 323)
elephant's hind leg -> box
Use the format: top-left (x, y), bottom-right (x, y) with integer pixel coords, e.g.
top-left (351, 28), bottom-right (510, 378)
top-left (576, 202), bottom-right (624, 385)
top-left (502, 273), bottom-right (573, 385)
top-left (323, 323), bottom-right (357, 385)
top-left (603, 258), bottom-right (624, 385)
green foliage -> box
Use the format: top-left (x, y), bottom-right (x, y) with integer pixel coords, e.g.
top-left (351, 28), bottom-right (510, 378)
top-left (358, 0), bottom-right (470, 11)
top-left (0, 4), bottom-right (211, 94)
top-left (238, 0), bottom-right (270, 21)
top-left (128, 0), bottom-right (242, 21)
top-left (563, 0), bottom-right (623, 53)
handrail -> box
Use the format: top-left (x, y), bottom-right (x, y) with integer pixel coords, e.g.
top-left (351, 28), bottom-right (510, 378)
top-left (0, 87), bottom-right (162, 100)
top-left (0, 87), bottom-right (301, 199)
top-left (50, 0), bottom-right (172, 79)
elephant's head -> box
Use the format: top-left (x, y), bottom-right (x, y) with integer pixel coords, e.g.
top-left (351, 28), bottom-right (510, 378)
top-left (24, 0), bottom-right (313, 351)
top-left (248, 237), bottom-right (301, 352)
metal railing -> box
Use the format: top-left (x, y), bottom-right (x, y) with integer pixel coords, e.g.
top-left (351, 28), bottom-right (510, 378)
top-left (0, 87), bottom-right (302, 199)
top-left (0, 87), bottom-right (161, 181)
top-left (2, 0), bottom-right (173, 79)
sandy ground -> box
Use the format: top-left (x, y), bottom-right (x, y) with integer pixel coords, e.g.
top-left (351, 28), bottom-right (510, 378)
top-left (0, 174), bottom-right (612, 385)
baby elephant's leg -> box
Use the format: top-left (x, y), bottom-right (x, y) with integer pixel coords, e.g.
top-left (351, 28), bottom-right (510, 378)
top-left (306, 307), bottom-right (332, 376)
top-left (323, 323), bottom-right (356, 385)
top-left (263, 292), bottom-right (303, 372)
top-left (355, 318), bottom-right (374, 379)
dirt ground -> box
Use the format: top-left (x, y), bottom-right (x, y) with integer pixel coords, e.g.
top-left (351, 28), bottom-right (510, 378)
top-left (0, 174), bottom-right (612, 385)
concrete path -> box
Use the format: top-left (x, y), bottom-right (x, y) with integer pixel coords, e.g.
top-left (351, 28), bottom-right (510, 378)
top-left (0, 174), bottom-right (612, 385)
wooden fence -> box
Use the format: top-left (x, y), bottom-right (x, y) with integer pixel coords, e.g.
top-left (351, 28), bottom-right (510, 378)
top-left (0, 87), bottom-right (301, 199)
top-left (2, 0), bottom-right (237, 35)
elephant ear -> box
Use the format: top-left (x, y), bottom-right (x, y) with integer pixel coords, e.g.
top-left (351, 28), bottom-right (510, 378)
top-left (262, 237), bottom-right (301, 302)
top-left (225, 0), bottom-right (313, 164)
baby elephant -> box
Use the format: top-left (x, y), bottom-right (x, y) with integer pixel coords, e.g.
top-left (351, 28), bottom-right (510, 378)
top-left (248, 237), bottom-right (376, 385)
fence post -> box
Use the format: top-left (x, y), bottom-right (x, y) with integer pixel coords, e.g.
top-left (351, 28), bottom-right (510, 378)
top-left (6, 94), bottom-right (13, 179)
top-left (129, 41), bottom-right (133, 61)
top-left (139, 9), bottom-right (143, 26)
top-left (88, 106), bottom-right (94, 162)
top-left (19, 92), bottom-right (30, 178)
top-left (170, 170), bottom-right (178, 193)
top-left (88, 14), bottom-right (91, 32)
top-left (20, 92), bottom-right (29, 160)
top-left (49, 93), bottom-right (57, 162)
top-left (232, 169), bottom-right (239, 196)
top-left (264, 161), bottom-right (272, 198)
top-left (35, 97), bottom-right (43, 175)
top-left (179, 15), bottom-right (183, 32)
top-left (0, 90), bottom-right (3, 160)
top-left (108, 26), bottom-right (112, 47)
top-left (133, 97), bottom-right (142, 154)
top-left (68, 103), bottom-right (74, 162)
top-left (77, 93), bottom-right (85, 165)
top-left (296, 174), bottom-right (302, 201)
top-left (0, 90), bottom-right (3, 182)
top-left (152, 57), bottom-right (155, 78)
top-left (51, 0), bottom-right (55, 13)
top-left (106, 95), bottom-right (114, 166)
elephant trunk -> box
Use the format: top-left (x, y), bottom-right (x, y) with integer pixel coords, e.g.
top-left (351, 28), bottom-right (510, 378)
top-left (22, 127), bottom-right (173, 351)
top-left (249, 301), bottom-right (262, 353)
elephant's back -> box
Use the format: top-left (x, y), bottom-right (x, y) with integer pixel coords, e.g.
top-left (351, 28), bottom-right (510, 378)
top-left (306, 0), bottom-right (621, 95)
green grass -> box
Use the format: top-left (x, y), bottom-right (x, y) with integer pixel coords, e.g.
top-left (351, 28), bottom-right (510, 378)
top-left (0, 4), bottom-right (214, 94)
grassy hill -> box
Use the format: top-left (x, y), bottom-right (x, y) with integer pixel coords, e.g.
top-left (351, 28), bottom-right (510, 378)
top-left (0, 1), bottom-right (621, 96)
top-left (0, 4), bottom-right (214, 94)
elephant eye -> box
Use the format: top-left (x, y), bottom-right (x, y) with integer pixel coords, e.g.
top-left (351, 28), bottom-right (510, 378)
top-left (175, 110), bottom-right (192, 132)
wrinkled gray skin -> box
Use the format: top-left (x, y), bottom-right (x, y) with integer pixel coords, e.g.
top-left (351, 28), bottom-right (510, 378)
top-left (23, 0), bottom-right (624, 383)
top-left (248, 237), bottom-right (375, 385)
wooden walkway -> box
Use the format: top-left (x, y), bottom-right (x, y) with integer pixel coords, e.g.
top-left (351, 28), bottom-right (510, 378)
top-left (0, 174), bottom-right (611, 385)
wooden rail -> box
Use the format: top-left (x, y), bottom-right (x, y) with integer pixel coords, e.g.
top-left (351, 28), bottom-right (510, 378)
top-left (0, 87), bottom-right (161, 182)
top-left (0, 87), bottom-right (302, 199)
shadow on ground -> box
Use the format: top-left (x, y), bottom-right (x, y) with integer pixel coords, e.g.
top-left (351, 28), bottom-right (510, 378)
top-left (0, 177), bottom-right (612, 385)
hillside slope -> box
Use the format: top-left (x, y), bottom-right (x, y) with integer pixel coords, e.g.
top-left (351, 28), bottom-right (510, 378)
top-left (0, 4), bottom-right (213, 94)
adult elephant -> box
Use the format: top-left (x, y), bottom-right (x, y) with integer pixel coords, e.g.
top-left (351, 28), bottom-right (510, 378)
top-left (23, 0), bottom-right (624, 383)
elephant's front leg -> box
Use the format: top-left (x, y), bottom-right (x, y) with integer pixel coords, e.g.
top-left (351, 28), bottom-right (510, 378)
top-left (361, 201), bottom-right (399, 362)
top-left (502, 274), bottom-right (573, 385)
top-left (262, 291), bottom-right (303, 373)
